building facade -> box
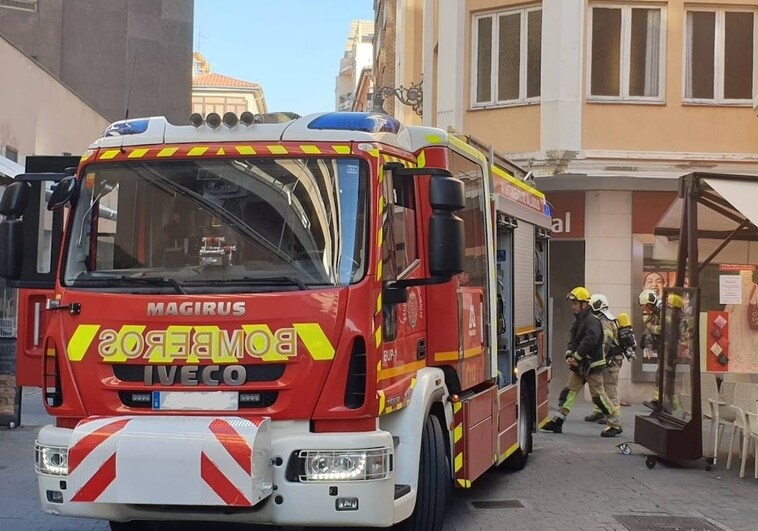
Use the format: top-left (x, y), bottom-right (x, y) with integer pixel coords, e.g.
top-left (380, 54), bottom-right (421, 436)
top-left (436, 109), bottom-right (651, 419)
top-left (0, 0), bottom-right (194, 124)
top-left (336, 20), bottom-right (375, 111)
top-left (380, 0), bottom-right (758, 402)
top-left (192, 73), bottom-right (268, 117)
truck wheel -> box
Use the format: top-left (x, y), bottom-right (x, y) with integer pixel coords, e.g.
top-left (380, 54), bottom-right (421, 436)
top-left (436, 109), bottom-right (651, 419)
top-left (399, 414), bottom-right (447, 531)
top-left (505, 385), bottom-right (532, 471)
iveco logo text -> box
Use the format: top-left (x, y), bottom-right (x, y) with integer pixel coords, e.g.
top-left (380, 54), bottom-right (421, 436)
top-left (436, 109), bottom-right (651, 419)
top-left (147, 301), bottom-right (246, 317)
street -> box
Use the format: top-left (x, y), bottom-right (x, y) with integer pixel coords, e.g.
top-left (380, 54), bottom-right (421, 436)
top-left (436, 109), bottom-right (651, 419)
top-left (2, 389), bottom-right (757, 531)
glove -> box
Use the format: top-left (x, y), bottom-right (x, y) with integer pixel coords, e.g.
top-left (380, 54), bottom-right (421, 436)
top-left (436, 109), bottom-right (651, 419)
top-left (565, 350), bottom-right (573, 359)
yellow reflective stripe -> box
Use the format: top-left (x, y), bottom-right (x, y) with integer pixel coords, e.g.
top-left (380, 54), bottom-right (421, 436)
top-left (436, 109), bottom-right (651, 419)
top-left (241, 324), bottom-right (289, 362)
top-left (425, 134), bottom-right (443, 144)
top-left (590, 358), bottom-right (607, 368)
top-left (216, 148), bottom-right (226, 156)
top-left (454, 453), bottom-right (463, 472)
top-left (104, 325), bottom-right (147, 363)
top-left (99, 149), bottom-right (120, 160)
top-left (377, 226), bottom-right (383, 247)
top-left (235, 145), bottom-right (256, 155)
top-left (377, 390), bottom-right (386, 415)
top-left (377, 360), bottom-right (425, 381)
top-left (453, 425), bottom-right (463, 443)
top-left (375, 327), bottom-right (382, 348)
top-left (491, 164), bottom-right (546, 199)
top-left (457, 479), bottom-right (471, 488)
top-left (500, 442), bottom-right (520, 461)
top-left (376, 259), bottom-right (382, 281)
top-left (453, 402), bottom-right (462, 414)
top-left (80, 151), bottom-right (93, 162)
top-left (301, 145), bottom-right (321, 154)
top-left (66, 325), bottom-right (101, 361)
top-left (417, 151), bottom-right (426, 168)
top-left (157, 147), bottom-right (179, 157)
top-left (435, 351), bottom-right (458, 362)
top-left (376, 293), bottom-right (382, 315)
top-left (127, 148), bottom-right (149, 159)
top-left (449, 135), bottom-right (488, 165)
top-left (292, 323), bottom-right (335, 361)
top-left (193, 325), bottom-right (242, 364)
top-left (368, 148), bottom-right (380, 158)
top-left (188, 147), bottom-right (208, 156)
top-left (333, 145), bottom-right (351, 154)
top-left (267, 145), bottom-right (288, 155)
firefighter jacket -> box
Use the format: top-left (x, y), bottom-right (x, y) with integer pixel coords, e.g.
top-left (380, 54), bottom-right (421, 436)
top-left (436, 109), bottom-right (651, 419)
top-left (566, 307), bottom-right (605, 375)
top-left (641, 308), bottom-right (662, 355)
top-left (595, 312), bottom-right (624, 366)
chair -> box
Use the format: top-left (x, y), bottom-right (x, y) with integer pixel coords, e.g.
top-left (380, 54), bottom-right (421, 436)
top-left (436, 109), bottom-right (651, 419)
top-left (746, 408), bottom-right (758, 479)
top-left (710, 381), bottom-right (737, 465)
top-left (700, 374), bottom-right (720, 459)
top-left (725, 383), bottom-right (758, 477)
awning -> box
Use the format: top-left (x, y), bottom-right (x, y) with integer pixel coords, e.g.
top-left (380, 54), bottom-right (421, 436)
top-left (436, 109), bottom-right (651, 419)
top-left (0, 155), bottom-right (22, 179)
top-left (702, 176), bottom-right (758, 230)
top-left (653, 173), bottom-right (758, 267)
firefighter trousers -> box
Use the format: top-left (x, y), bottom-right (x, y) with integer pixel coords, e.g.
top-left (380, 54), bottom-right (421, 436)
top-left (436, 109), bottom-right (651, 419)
top-left (555, 371), bottom-right (620, 427)
top-left (592, 361), bottom-right (621, 418)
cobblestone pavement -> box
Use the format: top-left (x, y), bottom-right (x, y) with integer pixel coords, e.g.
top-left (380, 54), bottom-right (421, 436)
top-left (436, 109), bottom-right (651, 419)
top-left (2, 389), bottom-right (757, 531)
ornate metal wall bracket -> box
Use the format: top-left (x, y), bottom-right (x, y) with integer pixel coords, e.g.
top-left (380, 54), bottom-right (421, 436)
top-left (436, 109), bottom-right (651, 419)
top-left (374, 79), bottom-right (423, 117)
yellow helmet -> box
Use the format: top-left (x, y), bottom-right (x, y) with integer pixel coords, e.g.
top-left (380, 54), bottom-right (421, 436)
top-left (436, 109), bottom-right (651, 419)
top-left (567, 286), bottom-right (591, 302)
top-left (667, 293), bottom-right (684, 309)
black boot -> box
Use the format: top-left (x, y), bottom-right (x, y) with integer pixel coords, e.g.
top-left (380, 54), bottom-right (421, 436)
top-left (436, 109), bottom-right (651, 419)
top-left (601, 425), bottom-right (623, 437)
top-left (584, 411), bottom-right (604, 422)
top-left (542, 418), bottom-right (563, 433)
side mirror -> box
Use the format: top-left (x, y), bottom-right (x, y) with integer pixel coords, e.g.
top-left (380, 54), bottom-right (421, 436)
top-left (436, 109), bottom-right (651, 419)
top-left (428, 176), bottom-right (464, 277)
top-left (0, 217), bottom-right (24, 280)
top-left (48, 175), bottom-right (79, 210)
top-left (0, 181), bottom-right (31, 217)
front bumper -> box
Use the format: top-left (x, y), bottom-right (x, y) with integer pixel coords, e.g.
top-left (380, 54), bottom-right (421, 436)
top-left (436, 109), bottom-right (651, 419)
top-left (37, 417), bottom-right (398, 527)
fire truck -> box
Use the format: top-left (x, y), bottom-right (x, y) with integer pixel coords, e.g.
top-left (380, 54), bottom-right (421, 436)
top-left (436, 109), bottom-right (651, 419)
top-left (0, 111), bottom-right (552, 530)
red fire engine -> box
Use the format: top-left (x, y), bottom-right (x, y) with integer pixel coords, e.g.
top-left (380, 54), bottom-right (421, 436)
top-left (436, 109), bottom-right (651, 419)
top-left (0, 112), bottom-right (552, 530)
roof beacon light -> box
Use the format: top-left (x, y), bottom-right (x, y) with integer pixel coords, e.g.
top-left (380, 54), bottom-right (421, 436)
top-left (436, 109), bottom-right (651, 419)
top-left (240, 111), bottom-right (255, 126)
top-left (102, 118), bottom-right (149, 138)
top-left (308, 112), bottom-right (402, 134)
top-left (222, 112), bottom-right (239, 128)
top-left (205, 112), bottom-right (221, 129)
top-left (189, 113), bottom-right (204, 128)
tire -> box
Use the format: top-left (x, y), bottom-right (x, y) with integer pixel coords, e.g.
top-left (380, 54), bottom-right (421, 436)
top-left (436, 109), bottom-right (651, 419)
top-left (398, 414), bottom-right (447, 531)
top-left (505, 385), bottom-right (532, 471)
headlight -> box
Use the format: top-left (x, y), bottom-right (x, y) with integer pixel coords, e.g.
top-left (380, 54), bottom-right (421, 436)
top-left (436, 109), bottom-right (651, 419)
top-left (297, 448), bottom-right (392, 482)
top-left (35, 444), bottom-right (68, 476)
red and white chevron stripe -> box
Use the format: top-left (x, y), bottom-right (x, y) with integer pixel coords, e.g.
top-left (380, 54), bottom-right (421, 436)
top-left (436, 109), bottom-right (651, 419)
top-left (66, 416), bottom-right (270, 506)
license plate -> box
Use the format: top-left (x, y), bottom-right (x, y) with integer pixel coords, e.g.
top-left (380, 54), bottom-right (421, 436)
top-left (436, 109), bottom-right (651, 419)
top-left (152, 391), bottom-right (239, 411)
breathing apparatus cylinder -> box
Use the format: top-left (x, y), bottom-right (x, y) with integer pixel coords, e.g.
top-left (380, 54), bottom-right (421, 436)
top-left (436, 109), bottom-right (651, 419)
top-left (616, 312), bottom-right (637, 361)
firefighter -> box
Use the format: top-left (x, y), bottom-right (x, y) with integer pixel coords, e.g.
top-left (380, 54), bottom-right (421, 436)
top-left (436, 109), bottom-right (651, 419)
top-left (584, 294), bottom-right (624, 423)
top-left (639, 289), bottom-right (662, 409)
top-left (542, 287), bottom-right (623, 437)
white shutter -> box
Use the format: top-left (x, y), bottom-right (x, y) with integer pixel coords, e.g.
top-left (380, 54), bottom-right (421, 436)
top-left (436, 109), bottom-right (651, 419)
top-left (513, 222), bottom-right (534, 330)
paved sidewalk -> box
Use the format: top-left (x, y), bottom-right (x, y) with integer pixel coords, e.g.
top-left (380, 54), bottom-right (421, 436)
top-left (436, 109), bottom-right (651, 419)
top-left (2, 390), bottom-right (758, 530)
top-left (445, 399), bottom-right (758, 531)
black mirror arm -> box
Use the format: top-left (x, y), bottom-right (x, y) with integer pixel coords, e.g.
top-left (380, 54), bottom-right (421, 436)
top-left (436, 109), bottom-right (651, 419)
top-left (383, 163), bottom-right (454, 179)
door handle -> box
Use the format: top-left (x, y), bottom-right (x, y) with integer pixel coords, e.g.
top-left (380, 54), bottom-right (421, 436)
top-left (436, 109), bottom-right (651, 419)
top-left (417, 339), bottom-right (426, 360)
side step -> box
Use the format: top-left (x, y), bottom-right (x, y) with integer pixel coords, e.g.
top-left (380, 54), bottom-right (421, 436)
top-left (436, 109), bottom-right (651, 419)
top-left (394, 484), bottom-right (411, 499)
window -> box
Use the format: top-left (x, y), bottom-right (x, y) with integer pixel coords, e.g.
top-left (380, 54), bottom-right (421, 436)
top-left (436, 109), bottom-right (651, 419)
top-left (4, 146), bottom-right (18, 163)
top-left (381, 171), bottom-right (418, 280)
top-left (473, 6), bottom-right (542, 107)
top-left (0, 0), bottom-right (37, 12)
top-left (588, 5), bottom-right (665, 101)
top-left (685, 8), bottom-right (756, 103)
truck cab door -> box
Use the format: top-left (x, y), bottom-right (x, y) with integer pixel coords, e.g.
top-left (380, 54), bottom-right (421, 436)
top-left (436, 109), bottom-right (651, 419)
top-left (10, 156), bottom-right (79, 387)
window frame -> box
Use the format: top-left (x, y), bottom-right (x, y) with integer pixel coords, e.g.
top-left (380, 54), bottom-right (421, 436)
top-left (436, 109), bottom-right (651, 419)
top-left (586, 3), bottom-right (668, 104)
top-left (471, 5), bottom-right (543, 109)
top-left (0, 0), bottom-right (37, 12)
top-left (682, 7), bottom-right (758, 106)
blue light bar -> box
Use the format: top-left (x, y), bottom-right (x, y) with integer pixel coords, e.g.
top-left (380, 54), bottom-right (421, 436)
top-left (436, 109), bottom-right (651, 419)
top-left (102, 118), bottom-right (149, 138)
top-left (308, 112), bottom-right (402, 134)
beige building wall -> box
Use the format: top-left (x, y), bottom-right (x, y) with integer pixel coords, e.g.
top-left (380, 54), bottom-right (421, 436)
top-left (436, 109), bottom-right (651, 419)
top-left (395, 0), bottom-right (424, 125)
top-left (582, 0), bottom-right (758, 154)
top-left (0, 36), bottom-right (109, 166)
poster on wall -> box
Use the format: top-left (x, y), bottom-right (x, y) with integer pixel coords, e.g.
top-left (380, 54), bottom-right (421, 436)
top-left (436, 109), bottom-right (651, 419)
top-left (639, 263), bottom-right (679, 376)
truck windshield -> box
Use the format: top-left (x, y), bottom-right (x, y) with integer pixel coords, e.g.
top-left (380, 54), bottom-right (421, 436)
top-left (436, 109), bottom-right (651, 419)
top-left (62, 157), bottom-right (368, 291)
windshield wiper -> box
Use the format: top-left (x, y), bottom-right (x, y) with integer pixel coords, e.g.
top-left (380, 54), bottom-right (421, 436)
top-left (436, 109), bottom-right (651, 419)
top-left (185, 276), bottom-right (309, 290)
top-left (74, 275), bottom-right (187, 294)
